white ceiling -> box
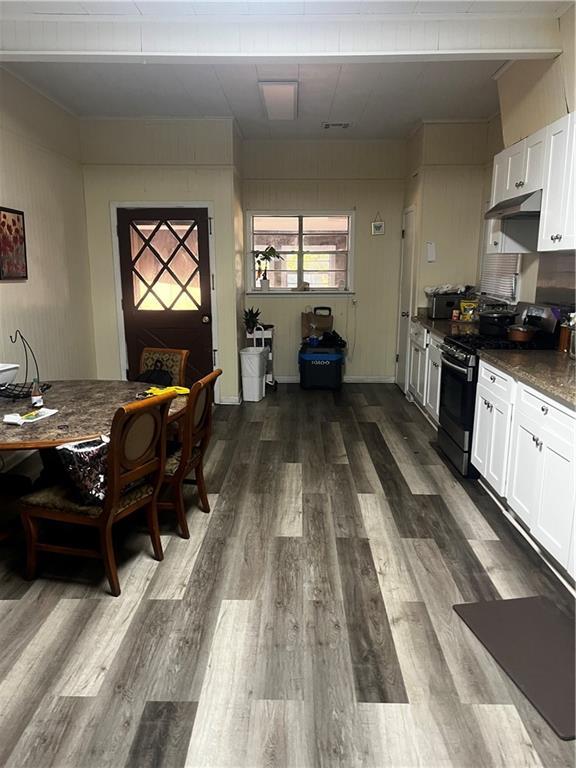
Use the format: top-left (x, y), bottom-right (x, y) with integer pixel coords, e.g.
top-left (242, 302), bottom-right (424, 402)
top-left (4, 59), bottom-right (504, 138)
top-left (0, 0), bottom-right (572, 17)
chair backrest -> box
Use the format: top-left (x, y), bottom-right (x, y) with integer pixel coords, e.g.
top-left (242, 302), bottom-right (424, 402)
top-left (139, 347), bottom-right (189, 386)
top-left (103, 391), bottom-right (175, 518)
top-left (179, 369), bottom-right (222, 466)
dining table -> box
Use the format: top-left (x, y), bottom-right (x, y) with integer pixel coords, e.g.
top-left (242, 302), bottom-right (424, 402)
top-left (0, 380), bottom-right (187, 542)
top-left (0, 379), bottom-right (188, 451)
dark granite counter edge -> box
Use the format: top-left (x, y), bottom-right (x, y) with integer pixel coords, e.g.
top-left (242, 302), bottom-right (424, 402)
top-left (413, 309), bottom-right (480, 339)
top-left (479, 350), bottom-right (576, 412)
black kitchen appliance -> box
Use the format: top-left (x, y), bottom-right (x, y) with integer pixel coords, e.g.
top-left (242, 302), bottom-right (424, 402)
top-left (437, 303), bottom-right (559, 477)
top-left (427, 293), bottom-right (463, 320)
top-left (478, 309), bottom-right (517, 337)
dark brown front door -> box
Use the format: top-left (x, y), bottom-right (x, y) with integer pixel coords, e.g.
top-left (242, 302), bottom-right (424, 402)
top-left (117, 207), bottom-right (212, 385)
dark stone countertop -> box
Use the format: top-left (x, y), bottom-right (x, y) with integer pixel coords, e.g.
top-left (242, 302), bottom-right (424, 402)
top-left (413, 308), bottom-right (480, 339)
top-left (0, 380), bottom-right (187, 450)
top-left (478, 350), bottom-right (576, 411)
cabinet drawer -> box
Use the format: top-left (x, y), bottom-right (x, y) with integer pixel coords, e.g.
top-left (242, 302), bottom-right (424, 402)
top-left (478, 361), bottom-right (514, 400)
top-left (516, 384), bottom-right (576, 444)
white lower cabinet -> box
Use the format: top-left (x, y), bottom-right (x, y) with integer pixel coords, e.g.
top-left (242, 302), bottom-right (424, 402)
top-left (425, 336), bottom-right (442, 424)
top-left (471, 382), bottom-right (512, 498)
top-left (474, 363), bottom-right (576, 575)
top-left (507, 410), bottom-right (544, 527)
top-left (530, 425), bottom-right (575, 570)
top-left (408, 322), bottom-right (428, 406)
top-left (507, 386), bottom-right (576, 571)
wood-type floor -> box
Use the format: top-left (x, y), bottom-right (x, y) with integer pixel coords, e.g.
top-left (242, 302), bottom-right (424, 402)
top-left (0, 384), bottom-right (574, 768)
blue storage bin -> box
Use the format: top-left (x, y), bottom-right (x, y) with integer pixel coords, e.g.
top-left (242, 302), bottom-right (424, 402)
top-left (298, 345), bottom-right (344, 390)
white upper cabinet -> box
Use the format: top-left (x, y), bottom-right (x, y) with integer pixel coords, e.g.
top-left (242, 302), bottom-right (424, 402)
top-left (490, 127), bottom-right (546, 205)
top-left (523, 127), bottom-right (547, 194)
top-left (537, 112), bottom-right (574, 251)
top-left (489, 113), bottom-right (574, 253)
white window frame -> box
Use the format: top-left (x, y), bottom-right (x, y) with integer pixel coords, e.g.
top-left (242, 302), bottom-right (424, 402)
top-left (478, 252), bottom-right (521, 303)
top-left (245, 210), bottom-right (355, 295)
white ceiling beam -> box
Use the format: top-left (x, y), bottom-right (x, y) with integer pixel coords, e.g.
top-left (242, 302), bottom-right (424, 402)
top-left (0, 16), bottom-right (561, 60)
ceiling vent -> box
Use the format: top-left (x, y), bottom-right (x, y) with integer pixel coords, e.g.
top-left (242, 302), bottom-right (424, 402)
top-left (322, 122), bottom-right (351, 130)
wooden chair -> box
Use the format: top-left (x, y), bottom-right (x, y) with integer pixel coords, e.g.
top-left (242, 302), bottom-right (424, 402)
top-left (19, 392), bottom-right (175, 597)
top-left (139, 347), bottom-right (189, 387)
top-left (159, 369), bottom-right (222, 538)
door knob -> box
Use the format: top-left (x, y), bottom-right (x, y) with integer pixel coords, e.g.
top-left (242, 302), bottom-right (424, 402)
top-left (202, 315), bottom-right (211, 324)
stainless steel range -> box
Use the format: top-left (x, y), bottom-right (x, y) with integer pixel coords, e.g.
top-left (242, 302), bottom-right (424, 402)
top-left (437, 304), bottom-right (560, 477)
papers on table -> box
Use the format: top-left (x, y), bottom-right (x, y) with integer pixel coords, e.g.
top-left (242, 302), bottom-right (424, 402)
top-left (3, 408), bottom-right (58, 426)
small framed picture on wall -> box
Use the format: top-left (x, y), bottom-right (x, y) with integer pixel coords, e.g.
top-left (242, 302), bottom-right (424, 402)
top-left (0, 207), bottom-right (27, 280)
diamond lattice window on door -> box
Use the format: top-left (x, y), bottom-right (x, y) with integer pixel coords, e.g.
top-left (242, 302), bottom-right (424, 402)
top-left (129, 220), bottom-right (201, 310)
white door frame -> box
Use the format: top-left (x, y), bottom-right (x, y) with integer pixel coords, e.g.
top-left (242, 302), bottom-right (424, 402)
top-left (109, 200), bottom-right (220, 403)
top-left (395, 205), bottom-right (416, 394)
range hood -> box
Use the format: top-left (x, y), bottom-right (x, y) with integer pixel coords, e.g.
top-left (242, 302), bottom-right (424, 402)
top-left (484, 189), bottom-right (542, 220)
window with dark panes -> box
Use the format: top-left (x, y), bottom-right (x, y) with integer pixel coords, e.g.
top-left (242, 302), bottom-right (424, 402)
top-left (250, 214), bottom-right (351, 291)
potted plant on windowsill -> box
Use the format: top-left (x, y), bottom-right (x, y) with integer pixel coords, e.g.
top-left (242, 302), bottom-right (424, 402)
top-left (252, 246), bottom-right (283, 292)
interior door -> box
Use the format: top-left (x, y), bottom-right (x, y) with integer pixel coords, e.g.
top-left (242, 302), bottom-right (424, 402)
top-left (396, 208), bottom-right (416, 392)
top-left (117, 207), bottom-right (212, 385)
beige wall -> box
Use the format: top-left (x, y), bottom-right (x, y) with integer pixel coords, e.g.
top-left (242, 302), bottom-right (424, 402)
top-left (80, 117), bottom-right (241, 401)
top-left (242, 139), bottom-right (406, 381)
top-left (0, 70), bottom-right (95, 382)
top-left (497, 6), bottom-right (575, 147)
top-left (405, 122), bottom-right (491, 308)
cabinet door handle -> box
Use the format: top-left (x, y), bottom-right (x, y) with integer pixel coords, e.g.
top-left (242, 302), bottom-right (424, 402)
top-left (541, 405), bottom-right (548, 415)
top-left (489, 375), bottom-right (496, 383)
top-left (517, 180), bottom-right (524, 187)
top-left (557, 234), bottom-right (562, 242)
top-left (493, 241), bottom-right (499, 246)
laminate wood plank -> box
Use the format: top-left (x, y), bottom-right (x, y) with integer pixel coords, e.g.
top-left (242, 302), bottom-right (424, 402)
top-left (471, 704), bottom-right (544, 767)
top-left (184, 600), bottom-right (259, 768)
top-left (4, 694), bottom-right (94, 768)
top-left (125, 701), bottom-right (198, 768)
top-left (386, 601), bottom-right (459, 704)
top-left (221, 494), bottom-right (273, 600)
top-left (327, 464), bottom-right (367, 539)
top-left (395, 461), bottom-right (438, 494)
top-left (343, 440), bottom-right (384, 494)
top-left (359, 703), bottom-right (422, 767)
top-left (202, 439), bottom-right (237, 493)
top-left (430, 463), bottom-right (499, 541)
top-left (245, 700), bottom-right (314, 768)
top-left (304, 597), bottom-right (371, 767)
top-left (152, 535), bottom-right (231, 703)
top-left (357, 494), bottom-right (421, 603)
top-left (402, 538), bottom-right (512, 705)
top-left (468, 540), bottom-right (540, 600)
top-left (270, 463), bottom-right (302, 538)
top-left (321, 422), bottom-right (348, 464)
top-left (302, 493), bottom-right (342, 604)
top-left (0, 597), bottom-right (60, 680)
top-left (256, 537), bottom-right (304, 700)
top-left (0, 599), bottom-right (97, 765)
top-left (336, 537), bottom-right (408, 704)
top-left (394, 495), bottom-right (500, 603)
top-left (147, 510), bottom-right (212, 600)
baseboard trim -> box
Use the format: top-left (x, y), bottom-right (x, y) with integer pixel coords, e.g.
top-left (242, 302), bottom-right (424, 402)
top-left (219, 392), bottom-right (242, 405)
top-left (274, 375), bottom-right (396, 384)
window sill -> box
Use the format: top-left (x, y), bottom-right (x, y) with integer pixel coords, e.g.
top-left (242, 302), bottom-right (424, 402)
top-left (245, 290), bottom-right (355, 297)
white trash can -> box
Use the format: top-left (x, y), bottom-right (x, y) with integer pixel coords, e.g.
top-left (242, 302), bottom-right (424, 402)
top-left (240, 346), bottom-right (268, 402)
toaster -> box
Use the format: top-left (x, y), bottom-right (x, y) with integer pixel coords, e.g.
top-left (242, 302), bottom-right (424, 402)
top-left (427, 294), bottom-right (462, 320)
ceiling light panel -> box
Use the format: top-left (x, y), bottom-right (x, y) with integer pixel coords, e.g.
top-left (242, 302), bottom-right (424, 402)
top-left (258, 81), bottom-right (298, 121)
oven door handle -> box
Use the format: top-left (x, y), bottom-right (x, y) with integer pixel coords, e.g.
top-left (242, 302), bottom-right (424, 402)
top-left (441, 355), bottom-right (474, 382)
